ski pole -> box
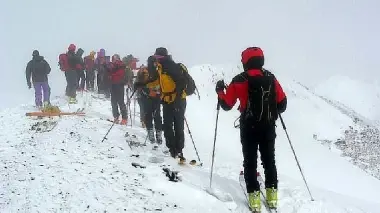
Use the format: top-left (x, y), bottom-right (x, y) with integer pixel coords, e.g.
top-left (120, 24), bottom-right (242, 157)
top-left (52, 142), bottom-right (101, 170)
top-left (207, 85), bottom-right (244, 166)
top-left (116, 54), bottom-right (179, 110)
top-left (195, 87), bottom-right (201, 100)
top-left (279, 113), bottom-right (314, 201)
top-left (101, 121), bottom-right (116, 142)
top-left (127, 89), bottom-right (136, 126)
top-left (184, 117), bottom-right (202, 166)
top-left (209, 100), bottom-right (220, 188)
top-left (133, 96), bottom-right (136, 126)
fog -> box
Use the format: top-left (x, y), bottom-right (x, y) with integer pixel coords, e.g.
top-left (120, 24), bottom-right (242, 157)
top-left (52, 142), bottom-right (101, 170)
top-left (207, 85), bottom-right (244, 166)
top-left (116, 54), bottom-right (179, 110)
top-left (1, 0), bottom-right (379, 109)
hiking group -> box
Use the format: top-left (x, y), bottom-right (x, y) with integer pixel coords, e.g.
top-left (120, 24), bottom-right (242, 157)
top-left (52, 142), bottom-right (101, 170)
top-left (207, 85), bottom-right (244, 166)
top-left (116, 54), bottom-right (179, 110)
top-left (25, 45), bottom-right (287, 212)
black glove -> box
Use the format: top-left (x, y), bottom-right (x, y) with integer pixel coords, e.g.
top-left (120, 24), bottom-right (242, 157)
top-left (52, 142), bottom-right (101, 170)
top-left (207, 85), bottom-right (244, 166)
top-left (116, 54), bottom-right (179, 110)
top-left (215, 80), bottom-right (226, 93)
top-left (27, 82), bottom-right (32, 89)
top-left (133, 81), bottom-right (145, 89)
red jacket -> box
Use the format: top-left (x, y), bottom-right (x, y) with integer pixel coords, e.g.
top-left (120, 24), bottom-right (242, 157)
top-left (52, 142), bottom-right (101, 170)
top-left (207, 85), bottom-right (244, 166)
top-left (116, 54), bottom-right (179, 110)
top-left (217, 69), bottom-right (287, 113)
top-left (108, 60), bottom-right (126, 84)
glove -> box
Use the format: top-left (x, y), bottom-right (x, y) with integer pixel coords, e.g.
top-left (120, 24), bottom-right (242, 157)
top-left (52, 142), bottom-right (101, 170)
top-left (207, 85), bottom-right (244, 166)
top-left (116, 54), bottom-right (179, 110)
top-left (27, 82), bottom-right (32, 89)
top-left (215, 80), bottom-right (226, 93)
top-left (133, 81), bottom-right (145, 89)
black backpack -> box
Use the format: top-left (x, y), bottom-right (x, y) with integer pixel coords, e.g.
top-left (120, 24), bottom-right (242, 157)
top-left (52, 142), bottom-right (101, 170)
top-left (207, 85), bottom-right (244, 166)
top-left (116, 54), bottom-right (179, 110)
top-left (243, 69), bottom-right (278, 126)
top-left (178, 63), bottom-right (196, 96)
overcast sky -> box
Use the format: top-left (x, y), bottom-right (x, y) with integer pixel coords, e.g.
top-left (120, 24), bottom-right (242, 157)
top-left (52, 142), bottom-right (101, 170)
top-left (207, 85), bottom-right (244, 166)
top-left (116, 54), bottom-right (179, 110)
top-left (1, 0), bottom-right (379, 109)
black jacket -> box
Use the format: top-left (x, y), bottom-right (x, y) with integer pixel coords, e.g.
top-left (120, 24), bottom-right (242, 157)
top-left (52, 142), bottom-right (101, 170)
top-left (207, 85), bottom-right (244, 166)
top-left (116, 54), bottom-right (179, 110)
top-left (26, 56), bottom-right (51, 83)
top-left (67, 50), bottom-right (79, 70)
top-left (158, 56), bottom-right (186, 94)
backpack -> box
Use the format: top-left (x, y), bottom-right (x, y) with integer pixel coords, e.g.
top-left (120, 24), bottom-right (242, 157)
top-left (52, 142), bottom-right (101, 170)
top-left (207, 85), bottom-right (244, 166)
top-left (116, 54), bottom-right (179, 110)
top-left (243, 69), bottom-right (278, 126)
top-left (178, 63), bottom-right (196, 96)
top-left (58, 53), bottom-right (70, 71)
top-left (157, 62), bottom-right (187, 103)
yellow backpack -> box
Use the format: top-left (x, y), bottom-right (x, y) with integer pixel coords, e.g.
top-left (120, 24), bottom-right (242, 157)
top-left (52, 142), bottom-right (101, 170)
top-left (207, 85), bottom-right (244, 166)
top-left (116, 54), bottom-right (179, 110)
top-left (138, 67), bottom-right (161, 97)
top-left (157, 63), bottom-right (186, 103)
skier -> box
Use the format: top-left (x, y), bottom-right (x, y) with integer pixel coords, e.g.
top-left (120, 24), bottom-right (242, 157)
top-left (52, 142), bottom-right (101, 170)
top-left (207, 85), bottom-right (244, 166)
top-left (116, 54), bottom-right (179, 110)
top-left (76, 48), bottom-right (86, 91)
top-left (154, 48), bottom-right (187, 159)
top-left (108, 54), bottom-right (128, 125)
top-left (95, 48), bottom-right (111, 98)
top-left (134, 60), bottom-right (163, 145)
top-left (215, 47), bottom-right (287, 211)
top-left (65, 44), bottom-right (79, 103)
top-left (122, 56), bottom-right (134, 90)
top-left (124, 54), bottom-right (138, 70)
top-left (135, 66), bottom-right (147, 128)
top-left (25, 50), bottom-right (51, 108)
top-left (84, 51), bottom-right (96, 91)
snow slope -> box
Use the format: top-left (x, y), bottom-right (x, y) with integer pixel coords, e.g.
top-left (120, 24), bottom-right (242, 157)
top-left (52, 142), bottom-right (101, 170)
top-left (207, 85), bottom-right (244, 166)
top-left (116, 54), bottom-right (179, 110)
top-left (1, 65), bottom-right (380, 212)
top-left (314, 75), bottom-right (380, 123)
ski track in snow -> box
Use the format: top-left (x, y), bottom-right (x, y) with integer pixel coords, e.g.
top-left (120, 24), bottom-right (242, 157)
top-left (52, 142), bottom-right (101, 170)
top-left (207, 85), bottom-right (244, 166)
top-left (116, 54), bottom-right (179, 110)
top-left (0, 95), bottom-right (234, 213)
top-left (1, 65), bottom-right (380, 212)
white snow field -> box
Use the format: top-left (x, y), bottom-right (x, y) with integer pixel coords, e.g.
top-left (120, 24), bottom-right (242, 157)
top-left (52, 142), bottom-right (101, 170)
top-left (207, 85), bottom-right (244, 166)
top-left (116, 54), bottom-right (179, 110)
top-left (314, 75), bottom-right (380, 124)
top-left (1, 64), bottom-right (380, 213)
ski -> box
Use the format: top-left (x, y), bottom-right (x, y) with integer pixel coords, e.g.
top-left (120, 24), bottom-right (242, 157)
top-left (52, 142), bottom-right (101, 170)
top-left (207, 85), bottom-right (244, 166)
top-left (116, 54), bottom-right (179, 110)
top-left (106, 118), bottom-right (127, 125)
top-left (258, 174), bottom-right (278, 213)
top-left (239, 171), bottom-right (278, 213)
top-left (25, 111), bottom-right (85, 117)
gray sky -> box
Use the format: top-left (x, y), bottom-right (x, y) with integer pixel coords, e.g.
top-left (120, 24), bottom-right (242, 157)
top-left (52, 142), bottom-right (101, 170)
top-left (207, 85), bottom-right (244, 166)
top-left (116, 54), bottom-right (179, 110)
top-left (1, 0), bottom-right (379, 109)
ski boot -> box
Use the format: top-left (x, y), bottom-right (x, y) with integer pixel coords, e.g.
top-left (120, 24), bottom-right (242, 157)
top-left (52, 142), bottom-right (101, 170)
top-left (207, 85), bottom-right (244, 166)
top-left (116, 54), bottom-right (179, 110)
top-left (43, 101), bottom-right (51, 108)
top-left (156, 130), bottom-right (163, 145)
top-left (266, 187), bottom-right (278, 209)
top-left (120, 118), bottom-right (127, 125)
top-left (177, 152), bottom-right (186, 164)
top-left (147, 128), bottom-right (155, 143)
top-left (113, 117), bottom-right (120, 124)
top-left (69, 97), bottom-right (78, 104)
top-left (248, 191), bottom-right (261, 212)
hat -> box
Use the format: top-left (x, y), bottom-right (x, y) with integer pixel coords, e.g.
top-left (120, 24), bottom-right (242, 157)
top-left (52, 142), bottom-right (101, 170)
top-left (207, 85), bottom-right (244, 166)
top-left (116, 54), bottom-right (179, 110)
top-left (241, 47), bottom-right (264, 70)
top-left (112, 54), bottom-right (120, 62)
top-left (68, 44), bottom-right (76, 51)
top-left (32, 50), bottom-right (39, 56)
top-left (155, 47), bottom-right (168, 56)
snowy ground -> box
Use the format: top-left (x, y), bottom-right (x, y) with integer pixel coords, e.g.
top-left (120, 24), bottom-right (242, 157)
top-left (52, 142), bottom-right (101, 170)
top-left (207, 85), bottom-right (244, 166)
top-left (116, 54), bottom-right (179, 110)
top-left (1, 65), bottom-right (380, 212)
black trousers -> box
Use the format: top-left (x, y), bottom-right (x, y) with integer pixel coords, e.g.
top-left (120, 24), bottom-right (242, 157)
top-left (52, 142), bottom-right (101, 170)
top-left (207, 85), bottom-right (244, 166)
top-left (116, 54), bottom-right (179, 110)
top-left (77, 70), bottom-right (85, 90)
top-left (97, 71), bottom-right (111, 97)
top-left (86, 70), bottom-right (95, 90)
top-left (240, 121), bottom-right (278, 192)
top-left (111, 84), bottom-right (127, 119)
top-left (143, 96), bottom-right (162, 130)
top-left (137, 97), bottom-right (145, 122)
top-left (65, 70), bottom-right (78, 98)
top-left (162, 99), bottom-right (186, 155)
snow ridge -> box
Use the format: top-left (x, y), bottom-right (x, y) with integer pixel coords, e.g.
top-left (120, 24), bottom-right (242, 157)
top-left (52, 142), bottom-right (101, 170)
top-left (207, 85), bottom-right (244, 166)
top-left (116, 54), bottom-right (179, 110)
top-left (1, 65), bottom-right (380, 212)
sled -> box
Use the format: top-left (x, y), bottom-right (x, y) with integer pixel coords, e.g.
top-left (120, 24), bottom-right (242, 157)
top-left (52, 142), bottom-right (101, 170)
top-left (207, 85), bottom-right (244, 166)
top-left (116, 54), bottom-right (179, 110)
top-left (25, 112), bottom-right (85, 117)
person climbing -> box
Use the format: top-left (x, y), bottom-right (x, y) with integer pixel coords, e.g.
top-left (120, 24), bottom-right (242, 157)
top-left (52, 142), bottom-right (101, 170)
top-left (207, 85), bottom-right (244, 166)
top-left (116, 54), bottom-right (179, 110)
top-left (84, 51), bottom-right (96, 91)
top-left (122, 56), bottom-right (134, 90)
top-left (215, 47), bottom-right (287, 211)
top-left (153, 48), bottom-right (187, 159)
top-left (134, 60), bottom-right (163, 145)
top-left (135, 66), bottom-right (147, 128)
top-left (95, 48), bottom-right (111, 98)
top-left (108, 54), bottom-right (128, 125)
top-left (76, 48), bottom-right (86, 91)
top-left (65, 44), bottom-right (79, 103)
top-left (25, 50), bottom-right (51, 109)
